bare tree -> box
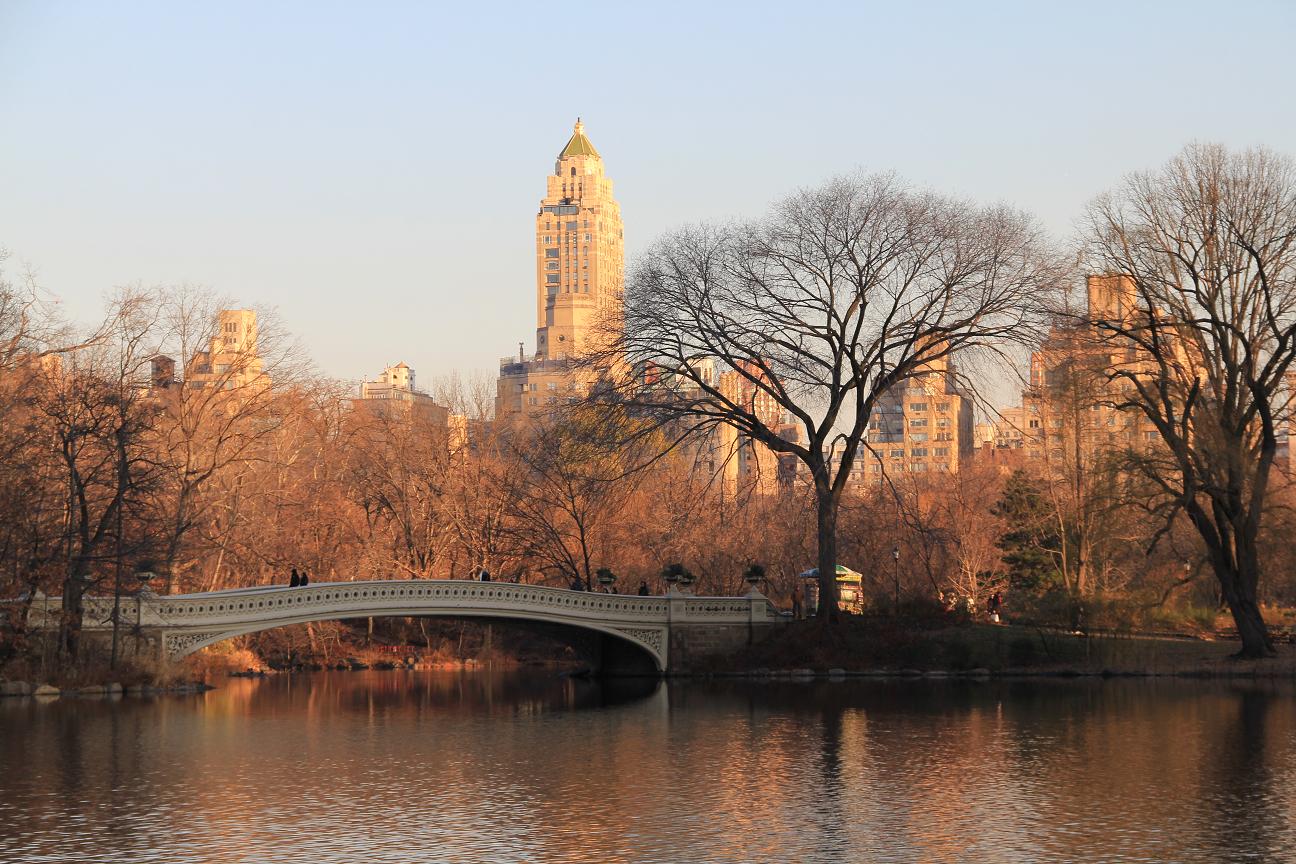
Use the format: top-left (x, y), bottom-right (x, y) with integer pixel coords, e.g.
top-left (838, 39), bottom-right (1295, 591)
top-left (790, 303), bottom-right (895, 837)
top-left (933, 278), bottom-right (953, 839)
top-left (595, 174), bottom-right (1058, 622)
top-left (344, 404), bottom-right (454, 579)
top-left (438, 375), bottom-right (525, 580)
top-left (39, 288), bottom-right (159, 657)
top-left (149, 288), bottom-right (298, 592)
top-left (1083, 143), bottom-right (1296, 657)
top-left (507, 408), bottom-right (643, 589)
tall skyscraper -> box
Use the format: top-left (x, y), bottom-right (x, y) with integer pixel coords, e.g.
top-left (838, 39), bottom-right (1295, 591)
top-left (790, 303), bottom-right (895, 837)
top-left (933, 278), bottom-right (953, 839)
top-left (497, 119), bottom-right (624, 418)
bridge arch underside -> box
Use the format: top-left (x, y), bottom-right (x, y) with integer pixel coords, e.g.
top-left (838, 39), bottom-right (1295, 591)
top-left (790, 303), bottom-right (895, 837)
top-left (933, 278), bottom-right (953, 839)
top-left (165, 609), bottom-right (665, 676)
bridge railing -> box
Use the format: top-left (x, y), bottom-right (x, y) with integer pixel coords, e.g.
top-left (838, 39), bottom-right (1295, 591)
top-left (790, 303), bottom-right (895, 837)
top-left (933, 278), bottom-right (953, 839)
top-left (24, 580), bottom-right (783, 631)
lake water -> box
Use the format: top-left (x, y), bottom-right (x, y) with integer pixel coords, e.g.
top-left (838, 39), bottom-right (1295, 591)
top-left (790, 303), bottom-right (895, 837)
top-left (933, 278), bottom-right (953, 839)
top-left (2, 671), bottom-right (1294, 863)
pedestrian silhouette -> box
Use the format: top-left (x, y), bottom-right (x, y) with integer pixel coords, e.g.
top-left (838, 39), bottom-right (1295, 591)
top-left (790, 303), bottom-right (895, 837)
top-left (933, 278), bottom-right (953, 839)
top-left (637, 580), bottom-right (650, 596)
top-left (987, 591), bottom-right (1002, 623)
top-left (300, 571), bottom-right (310, 587)
top-left (290, 568), bottom-right (300, 587)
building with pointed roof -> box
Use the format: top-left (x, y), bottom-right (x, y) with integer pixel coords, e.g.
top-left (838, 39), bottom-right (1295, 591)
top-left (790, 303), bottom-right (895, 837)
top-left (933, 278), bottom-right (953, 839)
top-left (558, 118), bottom-right (601, 159)
top-left (497, 118), bottom-right (625, 418)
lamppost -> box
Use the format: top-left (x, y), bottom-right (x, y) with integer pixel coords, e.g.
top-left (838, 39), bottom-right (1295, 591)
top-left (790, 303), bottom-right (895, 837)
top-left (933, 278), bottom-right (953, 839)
top-left (891, 546), bottom-right (901, 615)
top-left (133, 566), bottom-right (156, 656)
top-left (661, 563), bottom-right (691, 592)
top-left (596, 567), bottom-right (617, 593)
top-left (677, 567), bottom-right (694, 591)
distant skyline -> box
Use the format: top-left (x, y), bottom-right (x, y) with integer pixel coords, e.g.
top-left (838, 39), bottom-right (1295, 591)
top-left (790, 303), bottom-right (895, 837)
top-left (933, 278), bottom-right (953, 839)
top-left (3, 1), bottom-right (1295, 384)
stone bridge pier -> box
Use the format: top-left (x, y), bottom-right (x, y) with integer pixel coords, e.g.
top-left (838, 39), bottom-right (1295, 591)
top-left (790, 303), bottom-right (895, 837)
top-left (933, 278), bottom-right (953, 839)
top-left (22, 580), bottom-right (787, 676)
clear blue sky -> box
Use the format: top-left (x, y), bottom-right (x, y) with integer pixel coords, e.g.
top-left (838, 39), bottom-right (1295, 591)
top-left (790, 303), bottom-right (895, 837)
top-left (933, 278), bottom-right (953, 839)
top-left (2, 1), bottom-right (1294, 385)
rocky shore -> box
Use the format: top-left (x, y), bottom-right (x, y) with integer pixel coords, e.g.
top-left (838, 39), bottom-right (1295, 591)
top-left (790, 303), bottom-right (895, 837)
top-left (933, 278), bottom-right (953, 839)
top-left (0, 680), bottom-right (214, 699)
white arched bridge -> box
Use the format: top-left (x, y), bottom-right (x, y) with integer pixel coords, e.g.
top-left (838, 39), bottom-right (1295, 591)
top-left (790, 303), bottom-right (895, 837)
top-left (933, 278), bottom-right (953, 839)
top-left (25, 580), bottom-right (785, 675)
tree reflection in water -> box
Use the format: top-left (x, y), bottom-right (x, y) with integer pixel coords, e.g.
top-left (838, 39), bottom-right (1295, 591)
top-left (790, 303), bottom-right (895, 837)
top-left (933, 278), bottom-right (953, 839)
top-left (1, 673), bottom-right (1294, 863)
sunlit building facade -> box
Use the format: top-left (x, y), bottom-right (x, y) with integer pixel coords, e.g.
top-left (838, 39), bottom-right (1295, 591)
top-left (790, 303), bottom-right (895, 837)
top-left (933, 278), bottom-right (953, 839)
top-left (497, 119), bottom-right (625, 419)
top-left (354, 362), bottom-right (449, 427)
top-left (859, 353), bottom-right (975, 484)
top-left (184, 309), bottom-right (269, 393)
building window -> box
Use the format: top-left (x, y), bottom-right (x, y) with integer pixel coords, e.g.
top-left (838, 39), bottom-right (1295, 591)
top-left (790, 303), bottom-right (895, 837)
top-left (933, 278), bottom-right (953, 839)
top-left (934, 447), bottom-right (949, 457)
top-left (545, 248), bottom-right (559, 258)
top-left (544, 236), bottom-right (552, 244)
top-left (910, 433), bottom-right (928, 442)
top-left (909, 418), bottom-right (928, 428)
top-left (546, 275), bottom-right (559, 284)
top-left (911, 447), bottom-right (928, 457)
top-left (909, 402), bottom-right (927, 412)
top-left (889, 449), bottom-right (904, 458)
top-left (545, 263), bottom-right (559, 271)
top-left (936, 402), bottom-right (950, 412)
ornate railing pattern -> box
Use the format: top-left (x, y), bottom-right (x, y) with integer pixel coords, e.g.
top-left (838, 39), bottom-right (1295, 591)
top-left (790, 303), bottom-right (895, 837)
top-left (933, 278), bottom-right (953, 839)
top-left (23, 580), bottom-right (782, 668)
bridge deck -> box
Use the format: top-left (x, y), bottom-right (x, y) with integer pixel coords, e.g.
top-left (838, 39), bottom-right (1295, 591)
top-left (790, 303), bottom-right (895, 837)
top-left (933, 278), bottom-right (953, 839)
top-left (23, 579), bottom-right (783, 671)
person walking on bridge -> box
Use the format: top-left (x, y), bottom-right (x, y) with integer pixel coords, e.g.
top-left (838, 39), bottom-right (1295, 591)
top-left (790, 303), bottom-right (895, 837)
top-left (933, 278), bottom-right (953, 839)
top-left (290, 568), bottom-right (300, 587)
top-left (300, 571), bottom-right (310, 587)
top-left (637, 580), bottom-right (650, 596)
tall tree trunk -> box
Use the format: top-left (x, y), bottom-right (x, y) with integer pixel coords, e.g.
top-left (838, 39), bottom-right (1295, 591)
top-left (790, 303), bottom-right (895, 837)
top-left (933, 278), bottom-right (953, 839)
top-left (59, 574), bottom-right (85, 658)
top-left (814, 486), bottom-right (840, 626)
top-left (1217, 558), bottom-right (1274, 659)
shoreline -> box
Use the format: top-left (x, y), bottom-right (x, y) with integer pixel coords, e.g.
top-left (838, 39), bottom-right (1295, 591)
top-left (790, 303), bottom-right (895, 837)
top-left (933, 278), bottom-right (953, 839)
top-left (7, 660), bottom-right (1296, 701)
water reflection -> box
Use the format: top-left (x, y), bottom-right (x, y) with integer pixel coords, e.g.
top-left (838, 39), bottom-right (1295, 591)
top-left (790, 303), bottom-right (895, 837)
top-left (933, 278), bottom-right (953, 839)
top-left (1, 673), bottom-right (1294, 863)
